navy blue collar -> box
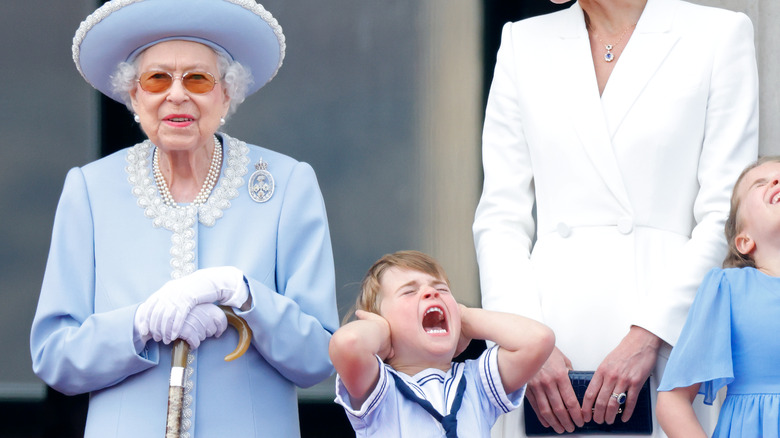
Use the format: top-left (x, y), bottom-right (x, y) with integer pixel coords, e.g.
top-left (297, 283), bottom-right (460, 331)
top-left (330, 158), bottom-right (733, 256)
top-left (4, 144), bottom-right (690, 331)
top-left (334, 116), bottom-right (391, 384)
top-left (391, 372), bottom-right (467, 438)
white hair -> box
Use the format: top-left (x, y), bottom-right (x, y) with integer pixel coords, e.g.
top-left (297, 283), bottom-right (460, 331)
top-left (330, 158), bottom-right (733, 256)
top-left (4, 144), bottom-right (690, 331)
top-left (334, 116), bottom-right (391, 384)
top-left (110, 47), bottom-right (253, 118)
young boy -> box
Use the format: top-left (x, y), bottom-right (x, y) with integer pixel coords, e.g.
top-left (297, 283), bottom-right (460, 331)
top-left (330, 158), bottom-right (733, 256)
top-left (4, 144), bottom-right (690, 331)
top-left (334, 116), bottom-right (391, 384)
top-left (329, 250), bottom-right (555, 437)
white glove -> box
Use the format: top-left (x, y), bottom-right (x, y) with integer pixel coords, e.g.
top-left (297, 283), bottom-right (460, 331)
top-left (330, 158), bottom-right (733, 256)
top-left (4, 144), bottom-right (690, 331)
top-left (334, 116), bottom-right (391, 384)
top-left (178, 304), bottom-right (229, 349)
top-left (136, 266), bottom-right (249, 344)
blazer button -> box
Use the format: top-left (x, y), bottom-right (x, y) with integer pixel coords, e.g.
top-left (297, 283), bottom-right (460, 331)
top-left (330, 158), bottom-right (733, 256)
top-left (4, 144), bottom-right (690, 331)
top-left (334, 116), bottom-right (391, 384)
top-left (617, 217), bottom-right (634, 234)
top-left (556, 222), bottom-right (572, 238)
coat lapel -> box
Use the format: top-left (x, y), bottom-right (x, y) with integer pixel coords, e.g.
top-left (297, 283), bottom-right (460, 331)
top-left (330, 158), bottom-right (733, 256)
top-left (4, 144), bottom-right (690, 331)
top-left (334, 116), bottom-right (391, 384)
top-left (558, 2), bottom-right (633, 212)
top-left (602, 0), bottom-right (680, 136)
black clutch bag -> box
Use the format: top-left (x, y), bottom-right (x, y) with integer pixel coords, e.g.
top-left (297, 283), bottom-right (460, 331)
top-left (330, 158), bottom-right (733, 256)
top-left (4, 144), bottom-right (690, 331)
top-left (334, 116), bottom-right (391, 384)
top-left (524, 371), bottom-right (653, 435)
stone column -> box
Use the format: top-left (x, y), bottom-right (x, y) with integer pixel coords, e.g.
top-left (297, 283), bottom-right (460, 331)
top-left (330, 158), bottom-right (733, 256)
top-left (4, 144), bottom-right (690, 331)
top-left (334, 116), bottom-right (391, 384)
top-left (416, 2), bottom-right (483, 306)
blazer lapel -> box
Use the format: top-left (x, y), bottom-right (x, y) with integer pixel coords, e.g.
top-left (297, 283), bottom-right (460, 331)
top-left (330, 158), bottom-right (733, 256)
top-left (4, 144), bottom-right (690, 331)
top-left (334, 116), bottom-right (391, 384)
top-left (558, 3), bottom-right (633, 212)
top-left (602, 0), bottom-right (680, 136)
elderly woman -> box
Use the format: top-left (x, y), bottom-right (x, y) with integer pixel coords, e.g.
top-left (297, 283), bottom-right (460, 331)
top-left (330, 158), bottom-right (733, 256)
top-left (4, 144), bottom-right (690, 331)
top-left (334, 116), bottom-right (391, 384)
top-left (473, 0), bottom-right (758, 436)
top-left (29, 1), bottom-right (337, 437)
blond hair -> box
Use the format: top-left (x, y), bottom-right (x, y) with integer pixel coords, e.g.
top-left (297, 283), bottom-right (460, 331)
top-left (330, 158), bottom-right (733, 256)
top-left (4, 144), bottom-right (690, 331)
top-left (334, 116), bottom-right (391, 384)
top-left (723, 156), bottom-right (780, 268)
top-left (346, 250), bottom-right (449, 323)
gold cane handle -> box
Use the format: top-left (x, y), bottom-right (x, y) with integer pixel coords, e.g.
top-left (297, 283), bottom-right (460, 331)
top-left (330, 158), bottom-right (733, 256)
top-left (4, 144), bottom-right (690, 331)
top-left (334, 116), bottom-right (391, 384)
top-left (218, 305), bottom-right (253, 361)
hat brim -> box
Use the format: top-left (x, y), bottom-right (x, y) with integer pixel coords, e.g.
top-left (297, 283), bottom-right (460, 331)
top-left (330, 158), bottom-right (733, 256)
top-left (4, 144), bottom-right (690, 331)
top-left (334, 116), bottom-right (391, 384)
top-left (73, 0), bottom-right (285, 102)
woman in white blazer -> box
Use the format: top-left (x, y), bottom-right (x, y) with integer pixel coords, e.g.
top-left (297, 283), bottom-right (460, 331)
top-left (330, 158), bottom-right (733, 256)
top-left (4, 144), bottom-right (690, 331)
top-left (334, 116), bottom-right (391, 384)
top-left (473, 0), bottom-right (758, 436)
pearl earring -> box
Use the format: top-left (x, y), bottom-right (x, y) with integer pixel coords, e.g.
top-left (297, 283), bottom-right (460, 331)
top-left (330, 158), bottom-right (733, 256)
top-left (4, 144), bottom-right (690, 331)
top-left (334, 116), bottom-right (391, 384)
top-left (219, 117), bottom-right (226, 126)
top-left (133, 114), bottom-right (140, 123)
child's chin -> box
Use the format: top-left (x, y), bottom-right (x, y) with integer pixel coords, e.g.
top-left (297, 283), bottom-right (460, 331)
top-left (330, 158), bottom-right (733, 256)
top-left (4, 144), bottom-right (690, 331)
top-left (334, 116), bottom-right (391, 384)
top-left (423, 340), bottom-right (458, 357)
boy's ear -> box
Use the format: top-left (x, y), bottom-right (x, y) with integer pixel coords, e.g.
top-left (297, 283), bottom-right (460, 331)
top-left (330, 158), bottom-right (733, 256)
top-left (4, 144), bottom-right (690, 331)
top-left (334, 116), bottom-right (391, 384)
top-left (735, 233), bottom-right (755, 255)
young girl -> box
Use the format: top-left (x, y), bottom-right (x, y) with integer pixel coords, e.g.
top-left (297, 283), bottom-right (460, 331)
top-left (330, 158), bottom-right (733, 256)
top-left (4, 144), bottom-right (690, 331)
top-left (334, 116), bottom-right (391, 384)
top-left (657, 156), bottom-right (780, 437)
top-left (329, 250), bottom-right (555, 437)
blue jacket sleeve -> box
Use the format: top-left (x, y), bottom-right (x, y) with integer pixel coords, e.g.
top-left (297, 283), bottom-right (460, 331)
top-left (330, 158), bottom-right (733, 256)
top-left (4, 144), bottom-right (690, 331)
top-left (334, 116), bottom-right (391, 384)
top-left (29, 168), bottom-right (158, 396)
top-left (237, 162), bottom-right (339, 388)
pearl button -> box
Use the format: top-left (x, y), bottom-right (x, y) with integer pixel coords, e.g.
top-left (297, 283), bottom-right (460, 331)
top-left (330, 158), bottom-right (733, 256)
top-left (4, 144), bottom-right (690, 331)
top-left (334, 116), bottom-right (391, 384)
top-left (556, 222), bottom-right (572, 238)
top-left (617, 217), bottom-right (634, 234)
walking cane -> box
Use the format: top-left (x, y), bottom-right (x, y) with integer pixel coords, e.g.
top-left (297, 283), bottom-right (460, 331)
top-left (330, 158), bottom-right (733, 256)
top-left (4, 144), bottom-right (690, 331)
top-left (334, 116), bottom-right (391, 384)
top-left (165, 305), bottom-right (253, 437)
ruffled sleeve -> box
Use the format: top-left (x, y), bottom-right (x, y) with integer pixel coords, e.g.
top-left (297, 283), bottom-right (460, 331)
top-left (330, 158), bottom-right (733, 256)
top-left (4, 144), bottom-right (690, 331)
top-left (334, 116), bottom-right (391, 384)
top-left (657, 268), bottom-right (734, 405)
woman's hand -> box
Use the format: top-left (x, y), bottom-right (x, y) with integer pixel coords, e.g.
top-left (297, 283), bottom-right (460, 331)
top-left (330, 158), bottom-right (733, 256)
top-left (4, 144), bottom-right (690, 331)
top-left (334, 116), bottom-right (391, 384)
top-left (178, 303), bottom-right (229, 349)
top-left (136, 266), bottom-right (248, 344)
top-left (524, 346), bottom-right (585, 433)
top-left (581, 326), bottom-right (661, 425)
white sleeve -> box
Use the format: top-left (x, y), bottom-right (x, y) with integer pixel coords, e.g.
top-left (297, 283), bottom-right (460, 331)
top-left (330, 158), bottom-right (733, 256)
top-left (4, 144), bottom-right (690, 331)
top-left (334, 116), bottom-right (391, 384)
top-left (473, 22), bottom-right (542, 322)
top-left (477, 345), bottom-right (525, 415)
top-left (334, 355), bottom-right (390, 420)
top-left (634, 12), bottom-right (758, 345)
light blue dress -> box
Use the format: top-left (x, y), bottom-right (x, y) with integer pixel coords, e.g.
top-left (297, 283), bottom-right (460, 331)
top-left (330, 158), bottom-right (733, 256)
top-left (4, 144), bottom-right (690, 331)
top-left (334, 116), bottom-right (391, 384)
top-left (334, 345), bottom-right (525, 437)
top-left (30, 133), bottom-right (339, 437)
top-left (658, 267), bottom-right (780, 437)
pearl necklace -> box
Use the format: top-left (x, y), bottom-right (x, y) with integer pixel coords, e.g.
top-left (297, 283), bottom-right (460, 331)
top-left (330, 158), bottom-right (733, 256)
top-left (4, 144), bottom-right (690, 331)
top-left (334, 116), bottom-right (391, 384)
top-left (153, 136), bottom-right (222, 208)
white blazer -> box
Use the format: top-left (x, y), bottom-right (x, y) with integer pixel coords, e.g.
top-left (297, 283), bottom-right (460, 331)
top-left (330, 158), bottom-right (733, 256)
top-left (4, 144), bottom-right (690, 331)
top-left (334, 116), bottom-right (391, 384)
top-left (474, 0), bottom-right (757, 435)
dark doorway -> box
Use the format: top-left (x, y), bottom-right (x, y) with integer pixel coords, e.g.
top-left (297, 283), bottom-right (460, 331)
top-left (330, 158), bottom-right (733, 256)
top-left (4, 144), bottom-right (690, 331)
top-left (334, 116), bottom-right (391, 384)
top-left (482, 1), bottom-right (572, 108)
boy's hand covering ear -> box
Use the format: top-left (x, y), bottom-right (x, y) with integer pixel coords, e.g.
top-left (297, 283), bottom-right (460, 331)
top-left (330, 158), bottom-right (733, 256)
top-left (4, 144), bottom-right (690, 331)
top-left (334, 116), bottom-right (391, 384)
top-left (456, 304), bottom-right (472, 356)
top-left (356, 310), bottom-right (394, 361)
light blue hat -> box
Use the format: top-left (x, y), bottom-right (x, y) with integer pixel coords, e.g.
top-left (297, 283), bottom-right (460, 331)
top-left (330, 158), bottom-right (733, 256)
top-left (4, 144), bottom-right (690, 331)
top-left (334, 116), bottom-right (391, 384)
top-left (72, 0), bottom-right (285, 103)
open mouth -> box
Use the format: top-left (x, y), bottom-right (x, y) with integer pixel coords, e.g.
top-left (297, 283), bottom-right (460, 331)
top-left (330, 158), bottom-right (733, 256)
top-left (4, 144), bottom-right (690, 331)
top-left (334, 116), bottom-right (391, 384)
top-left (422, 306), bottom-right (448, 334)
top-left (166, 117), bottom-right (194, 122)
top-left (772, 191), bottom-right (780, 205)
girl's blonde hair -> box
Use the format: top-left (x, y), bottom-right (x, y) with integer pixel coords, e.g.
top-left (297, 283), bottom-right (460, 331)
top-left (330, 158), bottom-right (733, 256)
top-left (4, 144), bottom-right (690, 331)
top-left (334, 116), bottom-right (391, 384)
top-left (723, 156), bottom-right (780, 268)
top-left (346, 250), bottom-right (449, 323)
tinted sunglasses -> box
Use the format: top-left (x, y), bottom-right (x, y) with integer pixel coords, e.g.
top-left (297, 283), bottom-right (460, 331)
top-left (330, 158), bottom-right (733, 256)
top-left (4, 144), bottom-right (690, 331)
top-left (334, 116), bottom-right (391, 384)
top-left (138, 71), bottom-right (218, 94)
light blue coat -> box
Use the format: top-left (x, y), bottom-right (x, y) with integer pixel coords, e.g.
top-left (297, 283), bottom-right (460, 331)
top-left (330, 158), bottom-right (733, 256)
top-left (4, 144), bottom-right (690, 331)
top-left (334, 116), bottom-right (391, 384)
top-left (30, 133), bottom-right (339, 437)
